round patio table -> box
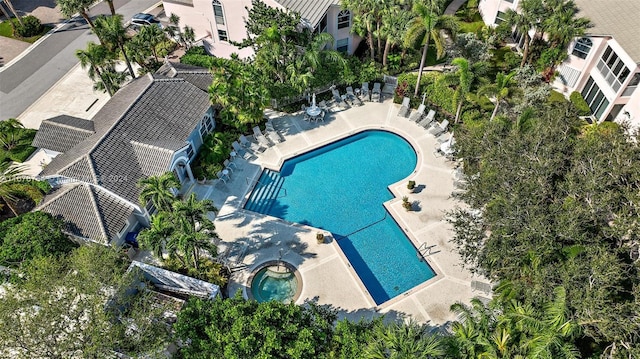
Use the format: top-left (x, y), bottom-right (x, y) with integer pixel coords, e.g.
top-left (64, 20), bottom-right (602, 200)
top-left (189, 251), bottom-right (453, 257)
top-left (306, 106), bottom-right (321, 117)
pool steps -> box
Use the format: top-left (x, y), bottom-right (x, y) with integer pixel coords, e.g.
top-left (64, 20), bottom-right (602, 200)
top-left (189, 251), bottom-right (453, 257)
top-left (245, 169), bottom-right (285, 213)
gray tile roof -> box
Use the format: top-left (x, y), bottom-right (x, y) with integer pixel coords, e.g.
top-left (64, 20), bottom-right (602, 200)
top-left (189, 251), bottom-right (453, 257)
top-left (156, 61), bottom-right (213, 91)
top-left (274, 0), bottom-right (339, 28)
top-left (32, 116), bottom-right (95, 153)
top-left (131, 140), bottom-right (182, 176)
top-left (41, 73), bottom-right (211, 206)
top-left (38, 183), bottom-right (135, 243)
top-left (574, 0), bottom-right (640, 63)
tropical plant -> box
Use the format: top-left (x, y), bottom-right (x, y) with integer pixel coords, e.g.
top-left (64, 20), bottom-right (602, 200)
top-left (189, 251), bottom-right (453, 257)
top-left (479, 70), bottom-right (516, 121)
top-left (136, 23), bottom-right (166, 62)
top-left (137, 171), bottom-right (180, 212)
top-left (93, 14), bottom-right (136, 79)
top-left (501, 0), bottom-right (543, 67)
top-left (76, 41), bottom-right (123, 96)
top-left (379, 5), bottom-right (413, 68)
top-left (14, 15), bottom-right (43, 37)
top-left (405, 0), bottom-right (458, 96)
top-left (137, 212), bottom-right (174, 259)
top-left (57, 0), bottom-right (96, 30)
top-left (0, 119), bottom-right (36, 162)
top-left (364, 320), bottom-right (444, 358)
top-left (342, 0), bottom-right (389, 61)
top-left (1, 0), bottom-right (23, 26)
top-left (449, 57), bottom-right (474, 123)
top-left (0, 162), bottom-right (48, 217)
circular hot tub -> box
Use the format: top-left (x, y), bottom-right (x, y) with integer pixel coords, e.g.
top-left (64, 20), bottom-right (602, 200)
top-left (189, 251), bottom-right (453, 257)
top-left (247, 261), bottom-right (302, 304)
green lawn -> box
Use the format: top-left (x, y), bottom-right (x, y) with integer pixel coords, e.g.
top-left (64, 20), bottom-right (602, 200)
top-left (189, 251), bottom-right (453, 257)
top-left (0, 19), bottom-right (52, 43)
top-left (458, 20), bottom-right (485, 34)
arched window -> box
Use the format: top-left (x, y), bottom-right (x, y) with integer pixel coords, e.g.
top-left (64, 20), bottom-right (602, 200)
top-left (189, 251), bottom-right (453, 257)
top-left (572, 38), bottom-right (592, 59)
top-left (212, 0), bottom-right (225, 25)
top-left (337, 10), bottom-right (350, 29)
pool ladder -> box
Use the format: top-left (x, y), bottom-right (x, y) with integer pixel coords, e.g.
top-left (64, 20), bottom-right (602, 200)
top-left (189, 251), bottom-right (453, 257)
top-left (417, 242), bottom-right (435, 260)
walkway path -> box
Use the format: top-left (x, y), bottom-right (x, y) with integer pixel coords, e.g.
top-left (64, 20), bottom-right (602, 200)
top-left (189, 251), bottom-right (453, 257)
top-left (445, 0), bottom-right (468, 15)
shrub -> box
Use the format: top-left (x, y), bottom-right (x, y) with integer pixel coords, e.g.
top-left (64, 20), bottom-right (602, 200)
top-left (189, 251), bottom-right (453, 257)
top-left (569, 91), bottom-right (591, 116)
top-left (15, 15), bottom-right (43, 38)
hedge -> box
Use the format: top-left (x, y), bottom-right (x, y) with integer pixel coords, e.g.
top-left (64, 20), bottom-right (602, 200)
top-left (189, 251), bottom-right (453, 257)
top-left (569, 91), bottom-right (591, 116)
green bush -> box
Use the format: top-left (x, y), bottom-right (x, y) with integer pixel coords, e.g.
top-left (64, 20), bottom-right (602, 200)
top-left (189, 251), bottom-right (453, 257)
top-left (191, 131), bottom-right (238, 179)
top-left (569, 91), bottom-right (591, 116)
top-left (15, 15), bottom-right (43, 38)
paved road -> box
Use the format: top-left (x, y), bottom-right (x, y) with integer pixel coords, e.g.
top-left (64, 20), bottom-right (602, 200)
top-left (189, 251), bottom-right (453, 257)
top-left (0, 0), bottom-right (159, 120)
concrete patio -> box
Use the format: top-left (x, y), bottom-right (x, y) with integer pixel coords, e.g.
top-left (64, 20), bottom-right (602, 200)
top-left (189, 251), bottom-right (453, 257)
top-left (186, 98), bottom-right (489, 325)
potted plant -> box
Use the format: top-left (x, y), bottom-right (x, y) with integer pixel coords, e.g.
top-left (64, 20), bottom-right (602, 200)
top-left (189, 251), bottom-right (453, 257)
top-left (316, 232), bottom-right (325, 244)
top-left (402, 196), bottom-right (412, 211)
top-left (407, 180), bottom-right (416, 191)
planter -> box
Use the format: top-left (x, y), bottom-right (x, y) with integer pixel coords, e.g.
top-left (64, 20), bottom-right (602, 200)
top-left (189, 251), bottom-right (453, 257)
top-left (197, 178), bottom-right (206, 184)
top-left (316, 232), bottom-right (325, 244)
top-left (402, 196), bottom-right (412, 211)
top-left (407, 180), bottom-right (416, 192)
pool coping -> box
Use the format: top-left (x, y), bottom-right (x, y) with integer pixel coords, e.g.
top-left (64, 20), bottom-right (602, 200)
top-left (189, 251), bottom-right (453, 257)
top-left (239, 126), bottom-right (443, 309)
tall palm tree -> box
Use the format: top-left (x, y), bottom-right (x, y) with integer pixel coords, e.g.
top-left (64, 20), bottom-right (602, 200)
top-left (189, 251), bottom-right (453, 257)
top-left (105, 0), bottom-right (115, 15)
top-left (365, 320), bottom-right (444, 358)
top-left (172, 193), bottom-right (217, 232)
top-left (380, 6), bottom-right (412, 68)
top-left (0, 119), bottom-right (33, 155)
top-left (449, 298), bottom-right (501, 358)
top-left (342, 0), bottom-right (377, 61)
top-left (137, 172), bottom-right (180, 212)
top-left (94, 14), bottom-right (136, 79)
top-left (502, 0), bottom-right (544, 67)
top-left (171, 194), bottom-right (219, 269)
top-left (405, 0), bottom-right (458, 96)
top-left (449, 57), bottom-right (474, 123)
top-left (57, 0), bottom-right (97, 31)
top-left (2, 0), bottom-right (23, 26)
top-left (76, 41), bottom-right (118, 96)
top-left (479, 71), bottom-right (516, 121)
top-left (136, 24), bottom-right (166, 62)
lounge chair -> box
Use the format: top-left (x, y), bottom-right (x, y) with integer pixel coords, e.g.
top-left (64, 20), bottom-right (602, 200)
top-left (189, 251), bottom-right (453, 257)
top-left (231, 141), bottom-right (251, 159)
top-left (361, 82), bottom-right (370, 101)
top-left (255, 133), bottom-right (272, 147)
top-left (346, 86), bottom-right (363, 106)
top-left (239, 134), bottom-right (265, 153)
top-left (397, 97), bottom-right (410, 117)
top-left (266, 127), bottom-right (283, 144)
top-left (332, 89), bottom-right (349, 109)
top-left (409, 104), bottom-right (426, 122)
top-left (419, 110), bottom-right (436, 128)
top-left (216, 170), bottom-right (228, 184)
top-left (428, 119), bottom-right (449, 136)
top-left (371, 82), bottom-right (382, 102)
top-left (252, 126), bottom-right (264, 139)
top-left (318, 100), bottom-right (331, 113)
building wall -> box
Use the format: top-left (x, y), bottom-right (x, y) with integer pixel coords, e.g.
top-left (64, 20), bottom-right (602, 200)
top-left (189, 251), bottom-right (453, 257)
top-left (478, 0), bottom-right (518, 26)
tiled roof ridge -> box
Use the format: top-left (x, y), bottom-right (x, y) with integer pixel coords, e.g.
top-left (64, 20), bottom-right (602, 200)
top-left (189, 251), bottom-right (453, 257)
top-left (130, 140), bottom-right (186, 153)
top-left (87, 185), bottom-right (110, 240)
top-left (43, 119), bottom-right (95, 134)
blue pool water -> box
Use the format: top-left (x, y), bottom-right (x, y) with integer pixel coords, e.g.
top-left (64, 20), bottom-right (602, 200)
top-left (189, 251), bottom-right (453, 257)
top-left (244, 130), bottom-right (435, 304)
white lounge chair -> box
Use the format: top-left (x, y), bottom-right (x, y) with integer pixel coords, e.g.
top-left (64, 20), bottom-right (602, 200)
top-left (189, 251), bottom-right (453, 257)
top-left (346, 86), bottom-right (363, 106)
top-left (266, 127), bottom-right (283, 143)
top-left (397, 97), bottom-right (410, 117)
top-left (409, 104), bottom-right (426, 122)
top-left (361, 82), bottom-right (370, 101)
top-left (419, 110), bottom-right (436, 128)
top-left (428, 119), bottom-right (449, 136)
top-left (223, 159), bottom-right (236, 172)
top-left (231, 141), bottom-right (251, 159)
top-left (332, 89), bottom-right (349, 109)
top-left (239, 134), bottom-right (265, 153)
top-left (371, 82), bottom-right (382, 102)
top-left (216, 170), bottom-right (228, 184)
top-left (252, 126), bottom-right (264, 139)
top-left (255, 133), bottom-right (272, 147)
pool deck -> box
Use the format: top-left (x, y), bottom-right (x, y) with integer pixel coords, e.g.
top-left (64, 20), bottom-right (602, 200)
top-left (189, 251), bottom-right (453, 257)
top-left (188, 98), bottom-right (489, 325)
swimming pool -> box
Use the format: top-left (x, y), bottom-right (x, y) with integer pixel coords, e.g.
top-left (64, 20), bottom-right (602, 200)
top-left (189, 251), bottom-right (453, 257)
top-left (244, 130), bottom-right (435, 304)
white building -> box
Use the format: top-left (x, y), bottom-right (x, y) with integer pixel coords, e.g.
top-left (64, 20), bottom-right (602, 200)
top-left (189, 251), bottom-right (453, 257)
top-left (162, 0), bottom-right (361, 59)
top-left (478, 0), bottom-right (640, 129)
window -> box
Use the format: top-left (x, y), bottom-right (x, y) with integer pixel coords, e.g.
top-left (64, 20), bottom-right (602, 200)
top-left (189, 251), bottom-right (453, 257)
top-left (316, 14), bottom-right (327, 33)
top-left (495, 11), bottom-right (507, 25)
top-left (571, 38), bottom-right (592, 59)
top-left (212, 0), bottom-right (224, 25)
top-left (596, 46), bottom-right (631, 92)
top-left (336, 38), bottom-right (348, 53)
top-left (337, 10), bottom-right (350, 29)
top-left (622, 73), bottom-right (640, 97)
top-left (218, 29), bottom-right (228, 42)
top-left (606, 104), bottom-right (625, 122)
top-left (199, 114), bottom-right (214, 137)
top-left (185, 143), bottom-right (194, 160)
top-left (581, 76), bottom-right (610, 119)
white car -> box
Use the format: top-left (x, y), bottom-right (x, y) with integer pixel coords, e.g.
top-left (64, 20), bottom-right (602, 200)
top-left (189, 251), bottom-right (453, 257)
top-left (131, 13), bottom-right (163, 29)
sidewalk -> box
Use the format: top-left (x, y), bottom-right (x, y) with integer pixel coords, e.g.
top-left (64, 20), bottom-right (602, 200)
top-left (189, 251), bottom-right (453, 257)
top-left (445, 0), bottom-right (468, 15)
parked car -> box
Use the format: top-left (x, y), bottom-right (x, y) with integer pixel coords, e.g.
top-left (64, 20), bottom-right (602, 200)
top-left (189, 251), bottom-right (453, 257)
top-left (131, 13), bottom-right (162, 29)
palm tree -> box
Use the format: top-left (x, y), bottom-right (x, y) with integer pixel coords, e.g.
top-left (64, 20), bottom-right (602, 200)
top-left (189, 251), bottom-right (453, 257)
top-left (94, 14), bottom-right (136, 79)
top-left (449, 57), bottom-right (474, 123)
top-left (380, 6), bottom-right (412, 68)
top-left (502, 0), bottom-right (544, 67)
top-left (105, 0), bottom-right (115, 15)
top-left (365, 320), bottom-right (444, 358)
top-left (0, 162), bottom-right (46, 217)
top-left (138, 212), bottom-right (175, 259)
top-left (137, 172), bottom-right (180, 212)
top-left (405, 0), bottom-right (458, 96)
top-left (342, 0), bottom-right (377, 60)
top-left (171, 194), bottom-right (219, 269)
top-left (479, 71), bottom-right (516, 121)
top-left (137, 24), bottom-right (166, 62)
top-left (449, 298), bottom-right (501, 358)
top-left (2, 0), bottom-right (23, 26)
top-left (57, 0), bottom-right (97, 31)
top-left (172, 193), bottom-right (217, 232)
top-left (0, 119), bottom-right (33, 155)
top-left (76, 41), bottom-right (118, 96)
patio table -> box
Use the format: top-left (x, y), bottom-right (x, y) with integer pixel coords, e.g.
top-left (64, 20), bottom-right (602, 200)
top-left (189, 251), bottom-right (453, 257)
top-left (306, 106), bottom-right (321, 117)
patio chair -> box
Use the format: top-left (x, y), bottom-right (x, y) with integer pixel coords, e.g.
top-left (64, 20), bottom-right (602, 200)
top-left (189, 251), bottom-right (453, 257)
top-left (216, 170), bottom-right (228, 184)
top-left (361, 82), bottom-right (370, 101)
top-left (397, 97), bottom-right (410, 117)
top-left (255, 133), bottom-right (272, 147)
top-left (346, 86), bottom-right (363, 106)
top-left (419, 110), bottom-right (436, 128)
top-left (371, 82), bottom-right (382, 102)
top-left (409, 104), bottom-right (426, 122)
top-left (231, 141), bottom-right (252, 159)
top-left (223, 159), bottom-right (236, 172)
top-left (318, 100), bottom-right (331, 113)
top-left (252, 126), bottom-right (264, 139)
top-left (239, 134), bottom-right (265, 153)
top-left (428, 119), bottom-right (449, 136)
top-left (332, 89), bottom-right (350, 110)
